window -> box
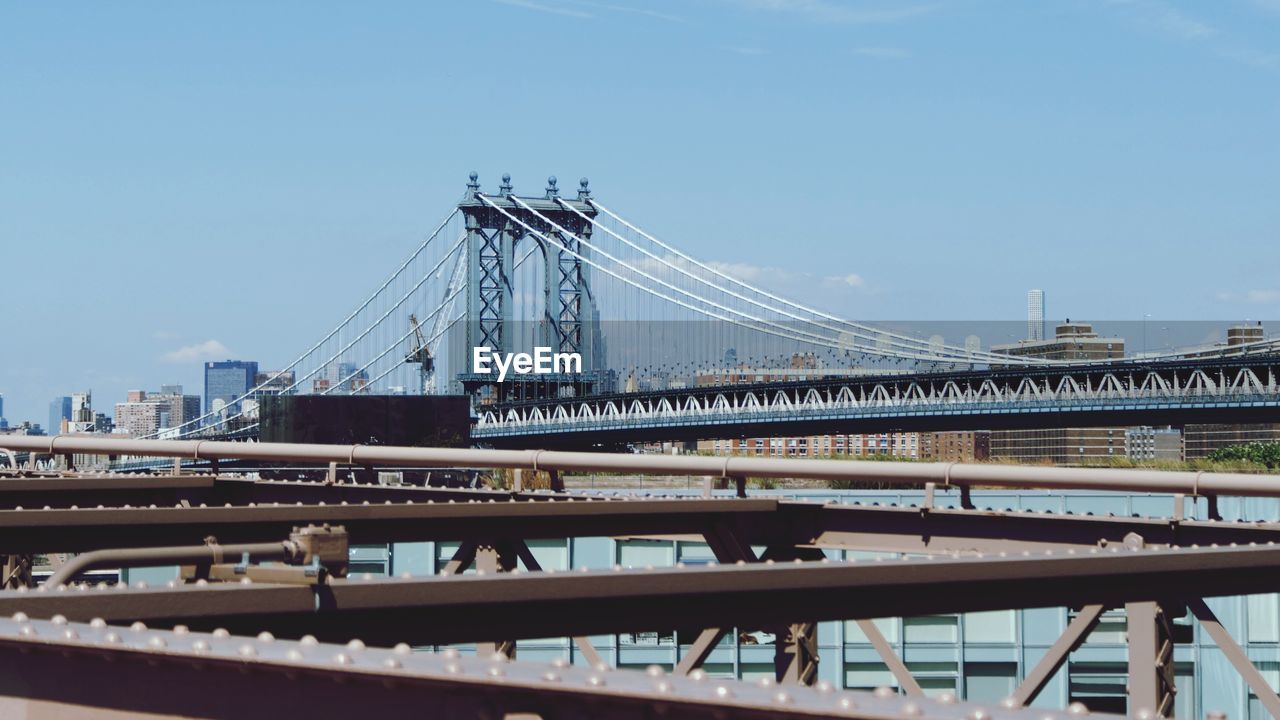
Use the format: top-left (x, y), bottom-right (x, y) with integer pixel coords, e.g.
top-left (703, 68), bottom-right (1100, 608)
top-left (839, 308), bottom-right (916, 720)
top-left (966, 663), bottom-right (1016, 702)
top-left (965, 610), bottom-right (1016, 643)
top-left (1248, 594), bottom-right (1280, 643)
top-left (904, 616), bottom-right (957, 643)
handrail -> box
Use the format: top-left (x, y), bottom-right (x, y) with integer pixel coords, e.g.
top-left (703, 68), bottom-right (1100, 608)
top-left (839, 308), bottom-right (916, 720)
top-left (3, 435), bottom-right (1279, 499)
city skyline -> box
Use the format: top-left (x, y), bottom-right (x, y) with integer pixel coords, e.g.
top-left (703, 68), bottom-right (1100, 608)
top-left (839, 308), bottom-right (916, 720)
top-left (2, 1), bottom-right (1278, 423)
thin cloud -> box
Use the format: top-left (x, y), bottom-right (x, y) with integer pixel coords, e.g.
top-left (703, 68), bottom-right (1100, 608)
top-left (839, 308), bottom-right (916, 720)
top-left (1215, 289), bottom-right (1280, 304)
top-left (724, 0), bottom-right (939, 25)
top-left (824, 273), bottom-right (865, 288)
top-left (493, 0), bottom-right (594, 19)
top-left (851, 46), bottom-right (912, 59)
top-left (162, 340), bottom-right (231, 364)
top-left (1102, 0), bottom-right (1277, 72)
top-left (567, 0), bottom-right (686, 22)
top-left (1104, 0), bottom-right (1217, 39)
top-left (1248, 0), bottom-right (1280, 15)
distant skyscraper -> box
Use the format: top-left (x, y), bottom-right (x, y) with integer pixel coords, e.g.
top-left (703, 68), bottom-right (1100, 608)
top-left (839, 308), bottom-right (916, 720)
top-left (49, 396), bottom-right (72, 436)
top-left (204, 360), bottom-right (259, 418)
top-left (1027, 289), bottom-right (1045, 342)
top-left (68, 392), bottom-right (94, 433)
top-left (0, 393), bottom-right (6, 429)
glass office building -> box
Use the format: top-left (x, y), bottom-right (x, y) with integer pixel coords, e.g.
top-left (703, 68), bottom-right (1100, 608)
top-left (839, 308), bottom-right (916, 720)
top-left (203, 360), bottom-right (259, 417)
top-left (322, 489), bottom-right (1280, 719)
top-left (48, 396), bottom-right (72, 435)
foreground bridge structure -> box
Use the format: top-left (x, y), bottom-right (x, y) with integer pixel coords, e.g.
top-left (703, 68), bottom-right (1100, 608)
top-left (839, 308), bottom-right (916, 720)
top-left (2, 435), bottom-right (1280, 717)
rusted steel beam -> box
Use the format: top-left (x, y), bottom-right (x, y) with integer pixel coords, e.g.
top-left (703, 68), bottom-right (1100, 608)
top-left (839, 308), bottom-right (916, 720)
top-left (0, 473), bottom-right (524, 510)
top-left (0, 616), bottom-right (1094, 720)
top-left (799, 502), bottom-right (1280, 555)
top-left (4, 544), bottom-right (1280, 647)
top-left (5, 493), bottom-right (1280, 560)
top-left (0, 497), bottom-right (780, 554)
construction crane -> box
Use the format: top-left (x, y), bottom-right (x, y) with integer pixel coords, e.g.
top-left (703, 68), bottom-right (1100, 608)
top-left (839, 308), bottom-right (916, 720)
top-left (405, 313), bottom-right (435, 394)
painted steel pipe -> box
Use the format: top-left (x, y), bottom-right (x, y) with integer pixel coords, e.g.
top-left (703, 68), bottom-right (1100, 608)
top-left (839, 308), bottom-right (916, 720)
top-left (44, 541), bottom-right (297, 587)
top-left (4, 434), bottom-right (1279, 498)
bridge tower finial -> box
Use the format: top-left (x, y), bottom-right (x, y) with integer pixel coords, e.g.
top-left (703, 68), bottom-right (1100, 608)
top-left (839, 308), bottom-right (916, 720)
top-left (546, 175), bottom-right (559, 199)
top-left (577, 177), bottom-right (591, 201)
top-left (466, 171), bottom-right (480, 199)
top-left (500, 173), bottom-right (513, 196)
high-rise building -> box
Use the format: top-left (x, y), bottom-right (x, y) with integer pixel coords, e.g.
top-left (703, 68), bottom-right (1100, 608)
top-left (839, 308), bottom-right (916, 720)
top-left (114, 400), bottom-right (163, 437)
top-left (68, 392), bottom-right (95, 433)
top-left (0, 392), bottom-right (6, 429)
top-left (1027, 289), bottom-right (1045, 342)
top-left (141, 386), bottom-right (201, 430)
top-left (204, 361), bottom-right (259, 418)
top-left (48, 396), bottom-right (73, 436)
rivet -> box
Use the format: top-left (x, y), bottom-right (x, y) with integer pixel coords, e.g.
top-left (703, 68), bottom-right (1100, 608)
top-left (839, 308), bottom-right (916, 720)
top-left (300, 635), bottom-right (318, 646)
top-left (586, 674), bottom-right (604, 686)
top-left (383, 658), bottom-right (402, 669)
top-left (714, 685), bottom-right (732, 698)
top-left (873, 686), bottom-right (894, 698)
top-left (130, 622), bottom-right (147, 632)
top-left (213, 628), bottom-right (230, 638)
top-left (393, 643), bottom-right (412, 655)
top-left (89, 618), bottom-right (106, 628)
top-left (193, 640), bottom-right (211, 652)
top-left (148, 636), bottom-right (166, 649)
top-left (937, 691), bottom-right (957, 704)
top-left (258, 632), bottom-right (275, 642)
top-left (11, 612), bottom-right (28, 623)
top-left (347, 639), bottom-right (366, 651)
top-left (239, 644), bottom-right (257, 657)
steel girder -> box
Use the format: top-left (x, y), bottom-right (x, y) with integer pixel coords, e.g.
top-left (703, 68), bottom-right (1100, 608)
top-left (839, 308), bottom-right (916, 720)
top-left (4, 544), bottom-right (1280, 647)
top-left (0, 617), bottom-right (1103, 720)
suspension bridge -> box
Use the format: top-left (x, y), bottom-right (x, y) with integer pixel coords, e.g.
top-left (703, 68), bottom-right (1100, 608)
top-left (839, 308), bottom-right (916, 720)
top-left (155, 173), bottom-right (1280, 448)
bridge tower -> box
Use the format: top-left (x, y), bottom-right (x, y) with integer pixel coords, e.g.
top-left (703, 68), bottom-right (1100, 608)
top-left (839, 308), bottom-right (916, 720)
top-left (456, 172), bottom-right (605, 403)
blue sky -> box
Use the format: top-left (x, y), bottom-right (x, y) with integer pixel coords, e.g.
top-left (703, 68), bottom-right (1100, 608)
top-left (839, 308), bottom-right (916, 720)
top-left (1, 0), bottom-right (1278, 423)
